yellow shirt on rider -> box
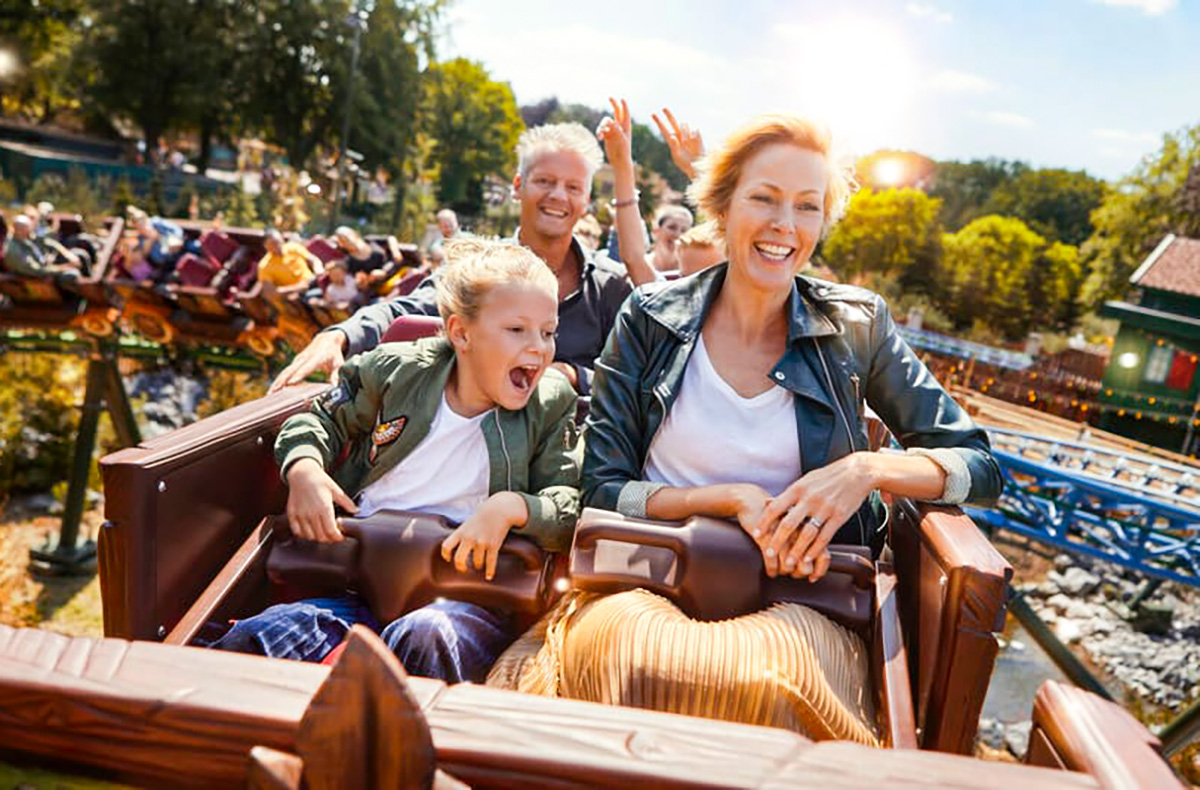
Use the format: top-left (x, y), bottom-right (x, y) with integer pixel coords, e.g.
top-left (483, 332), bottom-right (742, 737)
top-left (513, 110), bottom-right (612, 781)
top-left (257, 242), bottom-right (314, 287)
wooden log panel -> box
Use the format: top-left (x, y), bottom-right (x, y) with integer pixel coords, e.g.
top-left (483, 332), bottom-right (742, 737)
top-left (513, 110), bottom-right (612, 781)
top-left (1026, 681), bottom-right (1184, 790)
top-left (99, 384), bottom-right (322, 641)
top-left (888, 499), bottom-right (1012, 753)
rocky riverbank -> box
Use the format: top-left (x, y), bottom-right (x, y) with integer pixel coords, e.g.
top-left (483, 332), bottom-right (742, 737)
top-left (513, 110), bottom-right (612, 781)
top-left (978, 548), bottom-right (1200, 763)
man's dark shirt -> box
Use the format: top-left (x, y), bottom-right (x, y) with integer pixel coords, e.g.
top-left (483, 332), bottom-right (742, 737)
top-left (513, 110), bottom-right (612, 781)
top-left (331, 236), bottom-right (632, 395)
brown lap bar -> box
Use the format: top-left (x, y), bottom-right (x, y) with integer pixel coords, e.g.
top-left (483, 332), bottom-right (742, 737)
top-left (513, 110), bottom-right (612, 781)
top-left (0, 624), bottom-right (1102, 790)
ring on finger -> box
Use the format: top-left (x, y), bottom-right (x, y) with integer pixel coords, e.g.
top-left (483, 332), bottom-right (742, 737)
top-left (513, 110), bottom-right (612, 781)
top-left (807, 516), bottom-right (825, 530)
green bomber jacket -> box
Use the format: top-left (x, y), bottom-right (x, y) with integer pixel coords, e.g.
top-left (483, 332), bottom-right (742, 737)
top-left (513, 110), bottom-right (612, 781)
top-left (275, 336), bottom-right (581, 552)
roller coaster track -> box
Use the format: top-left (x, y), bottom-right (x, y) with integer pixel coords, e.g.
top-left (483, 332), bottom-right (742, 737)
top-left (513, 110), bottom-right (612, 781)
top-left (966, 428), bottom-right (1200, 587)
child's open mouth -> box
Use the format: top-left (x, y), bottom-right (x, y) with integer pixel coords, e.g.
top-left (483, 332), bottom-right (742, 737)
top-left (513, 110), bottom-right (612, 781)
top-left (509, 364), bottom-right (540, 393)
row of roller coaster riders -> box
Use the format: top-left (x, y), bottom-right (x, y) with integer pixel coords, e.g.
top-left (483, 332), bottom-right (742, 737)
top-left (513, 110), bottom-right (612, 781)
top-left (0, 202), bottom-right (428, 309)
top-left (3, 106), bottom-right (1003, 740)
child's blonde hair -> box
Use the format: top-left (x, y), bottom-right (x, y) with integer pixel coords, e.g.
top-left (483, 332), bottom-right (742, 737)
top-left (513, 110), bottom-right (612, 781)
top-left (678, 220), bottom-right (721, 251)
top-left (435, 238), bottom-right (558, 322)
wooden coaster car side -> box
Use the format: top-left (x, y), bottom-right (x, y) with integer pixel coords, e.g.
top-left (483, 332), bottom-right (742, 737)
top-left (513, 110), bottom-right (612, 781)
top-left (2, 622), bottom-right (1159, 790)
top-left (100, 386), bottom-right (1010, 755)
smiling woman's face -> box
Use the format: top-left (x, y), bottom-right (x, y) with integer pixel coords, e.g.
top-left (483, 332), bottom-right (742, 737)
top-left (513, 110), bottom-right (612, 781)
top-left (723, 143), bottom-right (828, 294)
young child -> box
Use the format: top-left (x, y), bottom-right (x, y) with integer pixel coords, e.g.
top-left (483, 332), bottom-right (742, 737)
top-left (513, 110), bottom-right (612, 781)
top-left (322, 258), bottom-right (360, 305)
top-left (214, 238), bottom-right (579, 683)
top-left (675, 221), bottom-right (724, 277)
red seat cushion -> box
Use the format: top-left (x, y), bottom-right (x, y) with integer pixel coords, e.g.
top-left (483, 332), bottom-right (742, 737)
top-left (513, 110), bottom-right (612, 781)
top-left (382, 315), bottom-right (443, 344)
top-left (175, 253), bottom-right (220, 287)
top-left (306, 238), bottom-right (342, 264)
top-left (199, 232), bottom-right (240, 264)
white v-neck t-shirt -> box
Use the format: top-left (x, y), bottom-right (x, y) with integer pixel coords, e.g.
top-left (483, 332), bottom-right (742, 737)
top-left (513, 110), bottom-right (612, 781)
top-left (644, 335), bottom-right (802, 497)
top-left (356, 394), bottom-right (491, 523)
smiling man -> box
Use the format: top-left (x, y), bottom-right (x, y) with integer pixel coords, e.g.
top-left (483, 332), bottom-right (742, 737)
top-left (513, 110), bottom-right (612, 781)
top-left (272, 123), bottom-right (632, 395)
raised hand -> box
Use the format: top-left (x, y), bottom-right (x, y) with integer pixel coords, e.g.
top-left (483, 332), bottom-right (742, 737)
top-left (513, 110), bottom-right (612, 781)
top-left (596, 97), bottom-right (633, 172)
top-left (652, 107), bottom-right (704, 180)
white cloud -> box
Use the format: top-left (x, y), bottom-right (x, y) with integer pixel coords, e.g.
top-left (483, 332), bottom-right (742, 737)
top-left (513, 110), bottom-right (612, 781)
top-left (906, 3), bottom-right (954, 22)
top-left (974, 110), bottom-right (1035, 129)
top-left (1090, 0), bottom-right (1177, 15)
top-left (1092, 128), bottom-right (1159, 144)
top-left (928, 70), bottom-right (999, 94)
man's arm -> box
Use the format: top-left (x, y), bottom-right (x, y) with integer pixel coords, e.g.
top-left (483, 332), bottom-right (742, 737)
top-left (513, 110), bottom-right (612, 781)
top-left (269, 274), bottom-right (439, 392)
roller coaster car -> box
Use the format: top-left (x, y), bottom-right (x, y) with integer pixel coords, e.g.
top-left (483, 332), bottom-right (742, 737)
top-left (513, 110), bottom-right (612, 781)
top-left (105, 223), bottom-right (264, 347)
top-left (98, 379), bottom-right (1006, 754)
top-left (0, 213), bottom-right (124, 335)
top-left (77, 385), bottom-right (1186, 788)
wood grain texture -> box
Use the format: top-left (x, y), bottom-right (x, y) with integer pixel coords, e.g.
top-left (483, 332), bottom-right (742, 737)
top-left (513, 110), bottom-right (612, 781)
top-left (297, 625), bottom-right (437, 790)
top-left (1027, 681), bottom-right (1183, 790)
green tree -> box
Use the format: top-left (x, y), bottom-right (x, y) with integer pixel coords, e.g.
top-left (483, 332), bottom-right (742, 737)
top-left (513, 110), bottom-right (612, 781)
top-left (351, 0), bottom-right (442, 230)
top-left (822, 187), bottom-right (942, 286)
top-left (423, 58), bottom-right (524, 215)
top-left (928, 158), bottom-right (1026, 231)
top-left (984, 167), bottom-right (1106, 246)
top-left (240, 0), bottom-right (353, 170)
top-left (0, 0), bottom-right (90, 122)
top-left (940, 215), bottom-right (1080, 340)
top-left (88, 1), bottom-right (243, 165)
top-left (1080, 123), bottom-right (1200, 308)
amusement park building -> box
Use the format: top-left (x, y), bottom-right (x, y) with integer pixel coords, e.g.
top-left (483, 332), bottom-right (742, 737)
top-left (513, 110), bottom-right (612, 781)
top-left (1099, 233), bottom-right (1200, 455)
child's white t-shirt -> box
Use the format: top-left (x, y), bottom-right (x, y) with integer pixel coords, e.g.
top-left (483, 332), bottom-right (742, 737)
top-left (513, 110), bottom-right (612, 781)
top-left (324, 278), bottom-right (359, 305)
top-left (644, 335), bottom-right (801, 497)
top-left (356, 395), bottom-right (491, 523)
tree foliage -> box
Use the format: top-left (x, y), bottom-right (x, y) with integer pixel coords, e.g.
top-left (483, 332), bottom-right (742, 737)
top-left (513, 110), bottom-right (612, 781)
top-left (423, 57), bottom-right (523, 215)
top-left (0, 0), bottom-right (89, 121)
top-left (822, 187), bottom-right (942, 286)
top-left (927, 158), bottom-right (1027, 231)
top-left (984, 167), bottom-right (1106, 246)
top-left (940, 215), bottom-right (1081, 340)
top-left (1079, 123), bottom-right (1200, 308)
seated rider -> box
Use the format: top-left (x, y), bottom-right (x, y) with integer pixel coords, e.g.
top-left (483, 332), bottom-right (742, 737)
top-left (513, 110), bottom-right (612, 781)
top-left (257, 228), bottom-right (324, 289)
top-left (127, 207), bottom-right (186, 282)
top-left (269, 122), bottom-right (633, 398)
top-left (213, 239), bottom-right (580, 683)
top-left (2, 214), bottom-right (81, 280)
top-left (486, 107), bottom-right (1002, 738)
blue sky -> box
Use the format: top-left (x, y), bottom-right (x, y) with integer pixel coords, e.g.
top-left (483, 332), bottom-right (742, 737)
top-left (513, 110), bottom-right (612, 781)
top-left (442, 0), bottom-right (1200, 181)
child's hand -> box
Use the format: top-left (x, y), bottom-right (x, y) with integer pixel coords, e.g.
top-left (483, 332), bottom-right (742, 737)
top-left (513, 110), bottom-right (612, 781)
top-left (440, 492), bottom-right (528, 580)
top-left (285, 458), bottom-right (358, 543)
top-left (596, 97), bottom-right (633, 174)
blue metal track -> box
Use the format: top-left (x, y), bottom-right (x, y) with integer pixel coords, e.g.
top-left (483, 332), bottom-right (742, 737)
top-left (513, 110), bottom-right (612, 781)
top-left (967, 431), bottom-right (1200, 587)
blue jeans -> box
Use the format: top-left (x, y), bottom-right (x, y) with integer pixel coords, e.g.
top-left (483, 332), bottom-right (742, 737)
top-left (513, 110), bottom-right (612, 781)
top-left (211, 595), bottom-right (515, 683)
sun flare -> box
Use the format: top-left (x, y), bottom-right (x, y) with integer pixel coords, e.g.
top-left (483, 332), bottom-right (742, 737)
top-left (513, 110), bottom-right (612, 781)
top-left (772, 19), bottom-right (917, 156)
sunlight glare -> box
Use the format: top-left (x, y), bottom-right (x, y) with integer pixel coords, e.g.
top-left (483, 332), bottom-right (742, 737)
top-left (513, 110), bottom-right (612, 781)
top-left (874, 157), bottom-right (906, 186)
top-left (772, 20), bottom-right (917, 156)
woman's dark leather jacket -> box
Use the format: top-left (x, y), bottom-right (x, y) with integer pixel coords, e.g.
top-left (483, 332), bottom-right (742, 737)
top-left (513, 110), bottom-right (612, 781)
top-left (581, 264), bottom-right (1002, 553)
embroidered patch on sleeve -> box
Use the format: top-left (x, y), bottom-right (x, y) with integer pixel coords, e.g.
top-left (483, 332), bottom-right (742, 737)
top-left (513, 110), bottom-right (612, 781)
top-left (369, 415), bottom-right (407, 463)
top-left (320, 382), bottom-right (351, 409)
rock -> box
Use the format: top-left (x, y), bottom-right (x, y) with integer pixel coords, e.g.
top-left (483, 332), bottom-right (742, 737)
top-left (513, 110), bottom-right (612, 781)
top-left (1131, 602), bottom-right (1174, 636)
top-left (1086, 617), bottom-right (1113, 634)
top-left (20, 493), bottom-right (57, 512)
top-left (1065, 600), bottom-right (1094, 619)
top-left (1055, 620), bottom-right (1083, 644)
top-left (1004, 720), bottom-right (1032, 757)
top-left (1046, 593), bottom-right (1073, 614)
top-left (1040, 610), bottom-right (1058, 625)
top-left (976, 718), bottom-right (1006, 750)
top-left (1009, 639), bottom-right (1027, 653)
top-left (1054, 554), bottom-right (1075, 572)
top-left (1059, 567), bottom-right (1101, 596)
